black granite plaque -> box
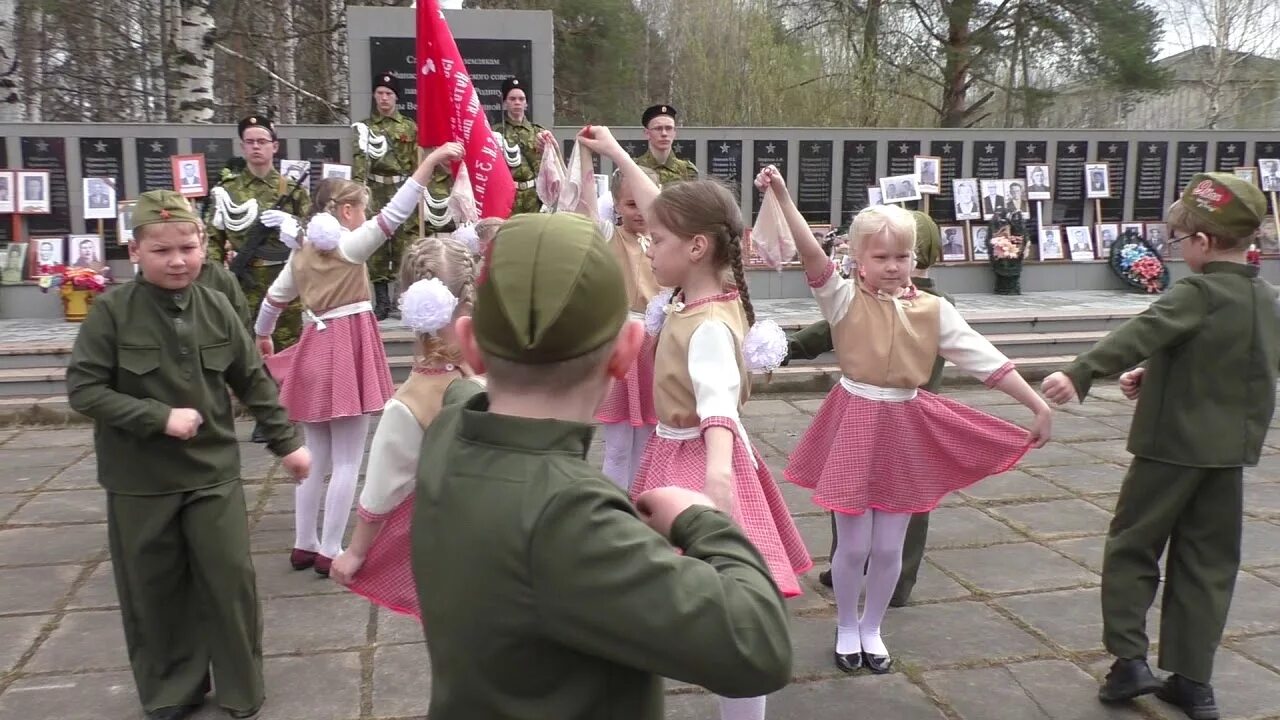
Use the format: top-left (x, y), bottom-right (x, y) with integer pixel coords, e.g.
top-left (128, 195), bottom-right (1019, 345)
top-left (194, 138), bottom-right (235, 177)
top-left (622, 140), bottom-right (646, 158)
top-left (80, 138), bottom-right (126, 258)
top-left (0, 138), bottom-right (8, 243)
top-left (708, 140), bottom-right (743, 204)
top-left (1052, 140), bottom-right (1088, 226)
top-left (974, 140), bottom-right (1007, 179)
top-left (1133, 141), bottom-right (1169, 222)
top-left (840, 140), bottom-right (877, 224)
top-left (796, 140), bottom-right (833, 223)
top-left (1174, 142), bottom-right (1207, 195)
top-left (751, 140), bottom-right (788, 220)
top-left (301, 139), bottom-right (343, 189)
top-left (1215, 140), bottom-right (1247, 172)
top-left (21, 137), bottom-right (71, 235)
top-left (561, 138), bottom-right (602, 174)
top-left (673, 140), bottom-right (696, 169)
top-left (887, 140), bottom-right (920, 177)
top-left (931, 140), bottom-right (964, 223)
top-left (1258, 140), bottom-right (1280, 159)
top-left (137, 138), bottom-right (179, 192)
top-left (369, 36), bottom-right (534, 121)
top-left (1097, 141), bottom-right (1129, 222)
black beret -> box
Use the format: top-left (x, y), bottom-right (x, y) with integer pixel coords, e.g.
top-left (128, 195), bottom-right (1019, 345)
top-left (501, 77), bottom-right (526, 101)
top-left (374, 71), bottom-right (401, 98)
top-left (641, 104), bottom-right (677, 127)
top-left (237, 115), bottom-right (276, 140)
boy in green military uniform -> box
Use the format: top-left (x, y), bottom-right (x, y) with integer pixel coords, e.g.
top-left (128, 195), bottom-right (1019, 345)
top-left (205, 115), bottom-right (310, 347)
top-left (354, 71), bottom-right (449, 319)
top-left (67, 191), bottom-right (312, 720)
top-left (1042, 173), bottom-right (1277, 720)
top-left (496, 76), bottom-right (556, 215)
top-left (411, 213), bottom-right (792, 720)
top-left (634, 104), bottom-right (698, 186)
top-left (789, 211), bottom-right (953, 607)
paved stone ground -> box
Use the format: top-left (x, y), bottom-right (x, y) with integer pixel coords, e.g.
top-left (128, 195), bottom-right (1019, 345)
top-left (1, 383), bottom-right (1278, 720)
top-left (0, 290), bottom-right (1158, 347)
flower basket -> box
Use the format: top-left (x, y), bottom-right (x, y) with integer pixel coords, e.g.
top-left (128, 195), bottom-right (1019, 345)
top-left (1107, 230), bottom-right (1169, 294)
top-left (986, 211), bottom-right (1032, 295)
top-left (38, 264), bottom-right (112, 322)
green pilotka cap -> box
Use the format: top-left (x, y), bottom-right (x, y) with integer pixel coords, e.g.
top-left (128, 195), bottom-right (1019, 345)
top-left (474, 213), bottom-right (629, 364)
top-left (1172, 172), bottom-right (1266, 241)
top-left (132, 190), bottom-right (201, 230)
top-left (911, 210), bottom-right (941, 270)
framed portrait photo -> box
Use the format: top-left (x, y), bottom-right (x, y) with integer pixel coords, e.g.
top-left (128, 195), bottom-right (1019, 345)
top-left (1095, 223), bottom-right (1120, 256)
top-left (952, 178), bottom-right (981, 221)
top-left (1025, 164), bottom-right (1052, 200)
top-left (171, 154), bottom-right (209, 198)
top-left (1232, 166), bottom-right (1257, 185)
top-left (1039, 226), bottom-right (1065, 261)
top-left (1085, 162), bottom-right (1110, 199)
top-left (879, 174), bottom-right (921, 204)
top-left (1003, 178), bottom-right (1029, 214)
top-left (17, 170), bottom-right (52, 214)
top-left (28, 236), bottom-right (65, 275)
top-left (940, 225), bottom-right (967, 261)
top-left (117, 200), bottom-right (137, 245)
top-left (321, 163), bottom-right (353, 181)
top-left (1066, 226), bottom-right (1095, 261)
top-left (971, 226), bottom-right (990, 261)
top-left (1, 242), bottom-right (28, 284)
top-left (0, 171), bottom-right (13, 214)
top-left (1145, 223), bottom-right (1170, 256)
top-left (1259, 221), bottom-right (1279, 254)
top-left (1121, 222), bottom-right (1146, 242)
top-left (866, 186), bottom-right (883, 206)
top-left (914, 156), bottom-right (941, 194)
top-left (1260, 159), bottom-right (1280, 193)
top-left (67, 234), bottom-right (106, 270)
top-left (979, 179), bottom-right (1006, 219)
top-left (279, 159), bottom-right (311, 189)
top-left (83, 177), bottom-right (118, 220)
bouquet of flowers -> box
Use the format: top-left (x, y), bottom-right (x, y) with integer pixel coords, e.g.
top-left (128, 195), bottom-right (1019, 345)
top-left (985, 210), bottom-right (1032, 295)
top-left (1108, 229), bottom-right (1169, 294)
top-left (37, 264), bottom-right (112, 294)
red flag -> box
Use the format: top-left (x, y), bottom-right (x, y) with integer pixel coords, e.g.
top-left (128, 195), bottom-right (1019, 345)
top-left (415, 0), bottom-right (515, 218)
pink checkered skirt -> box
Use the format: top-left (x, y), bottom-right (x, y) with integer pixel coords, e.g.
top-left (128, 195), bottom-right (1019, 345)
top-left (266, 311), bottom-right (395, 424)
top-left (631, 421), bottom-right (813, 597)
top-left (346, 497), bottom-right (420, 619)
top-left (784, 385), bottom-right (1031, 515)
top-left (595, 332), bottom-right (658, 426)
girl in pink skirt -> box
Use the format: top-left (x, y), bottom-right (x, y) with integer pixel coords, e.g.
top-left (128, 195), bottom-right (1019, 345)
top-left (580, 126), bottom-right (810, 720)
top-left (329, 236), bottom-right (482, 616)
top-left (255, 142), bottom-right (464, 576)
top-left (595, 166), bottom-right (665, 491)
top-left (756, 166), bottom-right (1053, 675)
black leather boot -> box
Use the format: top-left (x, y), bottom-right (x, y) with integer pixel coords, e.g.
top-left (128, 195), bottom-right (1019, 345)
top-left (1098, 657), bottom-right (1163, 703)
top-left (373, 282), bottom-right (391, 321)
top-left (1156, 675), bottom-right (1219, 720)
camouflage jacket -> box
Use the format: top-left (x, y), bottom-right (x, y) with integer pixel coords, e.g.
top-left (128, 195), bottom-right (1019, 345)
top-left (354, 111), bottom-right (419, 183)
top-left (205, 166), bottom-right (311, 264)
top-left (498, 117), bottom-right (546, 184)
top-left (635, 149), bottom-right (699, 186)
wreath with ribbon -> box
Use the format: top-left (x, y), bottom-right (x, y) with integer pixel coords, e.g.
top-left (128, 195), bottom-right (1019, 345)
top-left (1108, 228), bottom-right (1169, 293)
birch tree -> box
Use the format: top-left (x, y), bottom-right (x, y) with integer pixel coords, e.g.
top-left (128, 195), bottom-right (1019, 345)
top-left (170, 0), bottom-right (216, 123)
top-left (0, 0), bottom-right (20, 121)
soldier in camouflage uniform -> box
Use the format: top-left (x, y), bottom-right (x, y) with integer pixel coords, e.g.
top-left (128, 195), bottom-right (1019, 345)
top-left (354, 71), bottom-right (431, 319)
top-left (634, 104), bottom-right (699, 186)
top-left (205, 115), bottom-right (310, 350)
top-left (495, 76), bottom-right (556, 215)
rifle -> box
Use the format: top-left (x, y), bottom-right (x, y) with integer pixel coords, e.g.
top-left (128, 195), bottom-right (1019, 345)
top-left (228, 166), bottom-right (309, 288)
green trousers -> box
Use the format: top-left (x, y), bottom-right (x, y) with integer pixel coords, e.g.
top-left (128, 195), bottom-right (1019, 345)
top-left (827, 510), bottom-right (929, 604)
top-left (107, 481), bottom-right (263, 714)
top-left (1102, 457), bottom-right (1243, 684)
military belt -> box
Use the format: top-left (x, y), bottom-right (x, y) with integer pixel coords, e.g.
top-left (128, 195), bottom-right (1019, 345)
top-left (369, 173), bottom-right (406, 184)
top-left (516, 180), bottom-right (537, 190)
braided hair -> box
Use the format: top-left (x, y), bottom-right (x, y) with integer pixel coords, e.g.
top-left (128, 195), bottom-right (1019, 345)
top-left (398, 236), bottom-right (478, 367)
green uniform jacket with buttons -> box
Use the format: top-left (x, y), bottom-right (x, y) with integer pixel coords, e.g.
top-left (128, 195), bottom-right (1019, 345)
top-left (498, 117), bottom-right (546, 186)
top-left (205, 168), bottom-right (311, 264)
top-left (411, 394), bottom-right (793, 720)
top-left (194, 262), bottom-right (251, 330)
top-left (353, 111), bottom-right (419, 186)
top-left (1063, 262), bottom-right (1280, 468)
top-left (66, 279), bottom-right (301, 495)
top-left (635, 149), bottom-right (698, 186)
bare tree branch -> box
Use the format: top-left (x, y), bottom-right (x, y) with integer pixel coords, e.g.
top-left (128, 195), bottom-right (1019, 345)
top-left (214, 40), bottom-right (343, 117)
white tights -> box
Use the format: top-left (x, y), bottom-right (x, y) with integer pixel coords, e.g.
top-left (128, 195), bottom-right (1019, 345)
top-left (600, 423), bottom-right (654, 492)
top-left (294, 415), bottom-right (371, 558)
top-left (831, 510), bottom-right (912, 656)
top-left (719, 695), bottom-right (766, 720)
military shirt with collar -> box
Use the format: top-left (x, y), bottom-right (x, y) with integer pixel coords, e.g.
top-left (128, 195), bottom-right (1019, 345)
top-left (66, 279), bottom-right (301, 495)
top-left (498, 116), bottom-right (547, 185)
top-left (411, 393), bottom-right (792, 720)
top-left (353, 111), bottom-right (419, 185)
top-left (193, 262), bottom-right (251, 330)
top-left (635, 149), bottom-right (699, 186)
top-left (1063, 262), bottom-right (1280, 468)
top-left (205, 166), bottom-right (311, 264)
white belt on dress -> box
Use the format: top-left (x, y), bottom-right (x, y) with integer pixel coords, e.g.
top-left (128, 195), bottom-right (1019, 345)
top-left (656, 421), bottom-right (758, 469)
top-left (628, 310), bottom-right (646, 322)
top-left (304, 300), bottom-right (373, 331)
top-left (839, 376), bottom-right (918, 402)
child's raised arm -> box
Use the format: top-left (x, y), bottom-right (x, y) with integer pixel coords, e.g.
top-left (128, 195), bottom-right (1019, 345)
top-left (753, 166), bottom-right (828, 281)
top-left (576, 126), bottom-right (659, 214)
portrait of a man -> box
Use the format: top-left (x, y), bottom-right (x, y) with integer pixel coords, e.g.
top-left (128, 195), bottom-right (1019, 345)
top-left (941, 226), bottom-right (966, 260)
top-left (1026, 165), bottom-right (1051, 199)
top-left (1085, 163), bottom-right (1110, 198)
top-left (2, 243), bottom-right (27, 284)
top-left (953, 179), bottom-right (980, 220)
top-left (71, 236), bottom-right (103, 268)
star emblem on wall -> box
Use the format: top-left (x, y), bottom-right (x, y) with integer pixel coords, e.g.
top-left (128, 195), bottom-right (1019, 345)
top-left (1148, 144), bottom-right (1160, 154)
top-left (1264, 144), bottom-right (1276, 154)
top-left (898, 143), bottom-right (910, 154)
top-left (765, 142), bottom-right (776, 154)
top-left (1025, 143), bottom-right (1037, 154)
top-left (150, 141), bottom-right (164, 153)
top-left (1226, 144), bottom-right (1237, 154)
top-left (719, 143), bottom-right (730, 154)
top-left (855, 144), bottom-right (865, 154)
top-left (1067, 144), bottom-right (1078, 154)
top-left (984, 144), bottom-right (995, 154)
top-left (1188, 144), bottom-right (1199, 154)
top-left (93, 141), bottom-right (108, 153)
top-left (810, 143), bottom-right (822, 154)
top-left (1107, 144), bottom-right (1119, 155)
top-left (313, 142), bottom-right (328, 155)
top-left (941, 143), bottom-right (953, 155)
top-left (207, 142), bottom-right (221, 153)
top-left (35, 139), bottom-right (49, 153)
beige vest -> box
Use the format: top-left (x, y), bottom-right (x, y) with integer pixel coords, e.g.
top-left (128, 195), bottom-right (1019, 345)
top-left (290, 244), bottom-right (371, 314)
top-left (833, 284), bottom-right (941, 389)
top-left (653, 299), bottom-right (750, 429)
top-left (395, 370), bottom-right (465, 429)
top-left (610, 228), bottom-right (660, 313)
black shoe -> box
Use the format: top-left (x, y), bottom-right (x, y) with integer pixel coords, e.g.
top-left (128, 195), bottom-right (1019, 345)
top-left (226, 706), bottom-right (262, 719)
top-left (833, 648), bottom-right (862, 673)
top-left (889, 594), bottom-right (909, 608)
top-left (373, 282), bottom-right (391, 321)
top-left (250, 422), bottom-right (267, 444)
top-left (1156, 675), bottom-right (1219, 720)
top-left (1098, 657), bottom-right (1163, 703)
top-left (818, 568), bottom-right (832, 588)
top-left (863, 650), bottom-right (893, 674)
top-left (147, 705), bottom-right (200, 720)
